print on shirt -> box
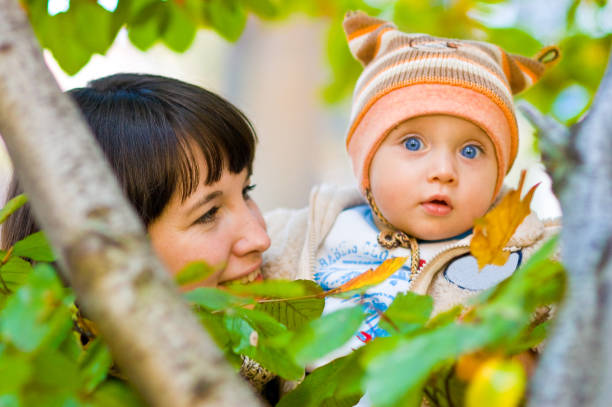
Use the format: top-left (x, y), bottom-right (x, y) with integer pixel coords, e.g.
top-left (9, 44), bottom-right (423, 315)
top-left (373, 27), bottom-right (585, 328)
top-left (314, 205), bottom-right (522, 357)
top-left (314, 205), bottom-right (416, 349)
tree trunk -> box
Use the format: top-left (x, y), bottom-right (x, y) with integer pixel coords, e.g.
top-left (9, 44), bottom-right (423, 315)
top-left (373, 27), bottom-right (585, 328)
top-left (521, 48), bottom-right (612, 407)
top-left (0, 2), bottom-right (263, 406)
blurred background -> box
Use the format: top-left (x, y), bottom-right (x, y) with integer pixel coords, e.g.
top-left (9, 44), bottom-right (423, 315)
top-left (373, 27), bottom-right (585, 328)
top-left (1, 0), bottom-right (611, 219)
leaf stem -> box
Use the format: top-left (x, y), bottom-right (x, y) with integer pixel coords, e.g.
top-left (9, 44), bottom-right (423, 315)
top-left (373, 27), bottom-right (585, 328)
top-left (255, 293), bottom-right (321, 303)
top-left (1, 246), bottom-right (13, 265)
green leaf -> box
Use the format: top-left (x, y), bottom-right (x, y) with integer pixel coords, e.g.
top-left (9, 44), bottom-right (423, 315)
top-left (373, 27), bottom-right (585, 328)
top-left (333, 348), bottom-right (368, 399)
top-left (226, 279), bottom-right (322, 299)
top-left (72, 1), bottom-right (117, 55)
top-left (278, 354), bottom-right (363, 407)
top-left (233, 308), bottom-right (288, 337)
top-left (0, 395), bottom-right (19, 407)
top-left (174, 261), bottom-right (215, 286)
top-left (256, 296), bottom-right (324, 331)
top-left (206, 0), bottom-right (248, 42)
top-left (320, 395), bottom-right (363, 407)
top-left (195, 310), bottom-right (242, 367)
top-left (224, 313), bottom-right (262, 353)
top-left (285, 306), bottom-right (364, 366)
top-left (185, 287), bottom-right (254, 310)
top-left (242, 344), bottom-right (304, 380)
top-left (362, 323), bottom-right (499, 407)
top-left (223, 313), bottom-right (302, 379)
top-left (423, 362), bottom-right (466, 407)
top-left (13, 231), bottom-right (55, 262)
top-left (506, 320), bottom-right (551, 353)
top-left (79, 339), bottom-right (113, 394)
top-left (244, 280), bottom-right (324, 330)
top-left (127, 2), bottom-right (164, 51)
top-left (87, 380), bottom-right (145, 407)
top-left (0, 256), bottom-right (33, 292)
top-left (58, 330), bottom-right (83, 363)
top-left (426, 305), bottom-right (463, 329)
top-left (241, 0), bottom-right (279, 18)
top-left (379, 292), bottom-right (432, 334)
top-left (162, 3), bottom-right (197, 52)
top-left (0, 194), bottom-right (27, 224)
top-left (0, 351), bottom-right (32, 393)
top-left (0, 264), bottom-right (73, 352)
top-left (88, 380), bottom-right (146, 407)
top-left (20, 347), bottom-right (81, 406)
top-left (33, 10), bottom-right (93, 75)
top-left (31, 348), bottom-right (80, 393)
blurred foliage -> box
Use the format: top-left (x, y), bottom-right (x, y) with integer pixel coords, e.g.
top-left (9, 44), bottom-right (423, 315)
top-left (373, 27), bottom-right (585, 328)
top-left (0, 192), bottom-right (566, 406)
top-left (20, 0), bottom-right (611, 123)
top-left (0, 196), bottom-right (144, 406)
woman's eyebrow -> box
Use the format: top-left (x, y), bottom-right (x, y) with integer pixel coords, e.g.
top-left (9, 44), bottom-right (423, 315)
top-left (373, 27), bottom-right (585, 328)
top-left (186, 191), bottom-right (222, 217)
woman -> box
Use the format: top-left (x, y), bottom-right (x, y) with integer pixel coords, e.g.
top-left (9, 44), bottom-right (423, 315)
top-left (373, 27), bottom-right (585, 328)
top-left (2, 73), bottom-right (277, 394)
top-left (2, 73), bottom-right (270, 286)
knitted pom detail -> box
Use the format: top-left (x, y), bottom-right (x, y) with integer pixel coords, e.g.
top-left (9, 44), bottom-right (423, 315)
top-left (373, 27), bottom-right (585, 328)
top-left (343, 11), bottom-right (396, 66)
top-left (537, 45), bottom-right (561, 66)
top-left (505, 45), bottom-right (561, 94)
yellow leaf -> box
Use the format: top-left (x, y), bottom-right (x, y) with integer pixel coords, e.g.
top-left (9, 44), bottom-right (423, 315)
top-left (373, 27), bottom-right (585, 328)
top-left (456, 352), bottom-right (495, 381)
top-left (465, 357), bottom-right (526, 407)
top-left (327, 256), bottom-right (407, 295)
top-left (470, 170), bottom-right (539, 269)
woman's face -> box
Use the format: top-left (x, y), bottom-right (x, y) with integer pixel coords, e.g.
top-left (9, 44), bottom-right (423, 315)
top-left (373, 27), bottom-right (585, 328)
top-left (148, 149), bottom-right (270, 288)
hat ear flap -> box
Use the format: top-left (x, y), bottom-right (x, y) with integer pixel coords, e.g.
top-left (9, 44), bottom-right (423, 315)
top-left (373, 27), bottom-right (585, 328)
top-left (503, 46), bottom-right (560, 94)
top-left (343, 11), bottom-right (396, 66)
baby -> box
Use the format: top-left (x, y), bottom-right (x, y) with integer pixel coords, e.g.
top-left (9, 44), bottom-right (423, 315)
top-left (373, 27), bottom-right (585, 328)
top-left (263, 11), bottom-right (560, 359)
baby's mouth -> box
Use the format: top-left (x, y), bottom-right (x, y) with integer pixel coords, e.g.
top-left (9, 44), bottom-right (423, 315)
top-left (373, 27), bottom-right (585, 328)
top-left (421, 197), bottom-right (453, 215)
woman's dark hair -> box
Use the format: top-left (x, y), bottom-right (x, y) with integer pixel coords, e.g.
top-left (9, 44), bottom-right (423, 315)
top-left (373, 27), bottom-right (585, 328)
top-left (2, 73), bottom-right (257, 249)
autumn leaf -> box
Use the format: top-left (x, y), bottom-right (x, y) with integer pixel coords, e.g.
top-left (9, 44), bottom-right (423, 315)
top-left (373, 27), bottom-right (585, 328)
top-left (327, 256), bottom-right (407, 295)
top-left (465, 357), bottom-right (526, 407)
top-left (456, 352), bottom-right (497, 381)
top-left (470, 171), bottom-right (539, 269)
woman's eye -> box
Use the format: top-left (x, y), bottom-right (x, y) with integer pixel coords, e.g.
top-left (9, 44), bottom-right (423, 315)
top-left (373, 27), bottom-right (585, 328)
top-left (460, 145), bottom-right (481, 159)
top-left (195, 206), bottom-right (219, 224)
top-left (404, 137), bottom-right (422, 151)
top-left (243, 184), bottom-right (256, 200)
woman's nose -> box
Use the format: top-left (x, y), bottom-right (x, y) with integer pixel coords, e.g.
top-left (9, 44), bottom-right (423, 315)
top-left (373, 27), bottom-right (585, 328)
top-left (233, 204), bottom-right (271, 256)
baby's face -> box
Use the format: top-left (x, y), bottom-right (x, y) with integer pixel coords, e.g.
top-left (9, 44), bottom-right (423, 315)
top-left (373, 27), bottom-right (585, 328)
top-left (369, 114), bottom-right (498, 240)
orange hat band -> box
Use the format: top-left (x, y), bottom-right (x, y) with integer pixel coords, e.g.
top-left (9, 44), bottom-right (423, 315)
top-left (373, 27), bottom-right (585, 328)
top-left (348, 84), bottom-right (513, 198)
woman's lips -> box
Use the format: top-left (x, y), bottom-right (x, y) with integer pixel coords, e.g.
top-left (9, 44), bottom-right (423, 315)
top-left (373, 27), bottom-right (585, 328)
top-left (421, 196), bottom-right (452, 216)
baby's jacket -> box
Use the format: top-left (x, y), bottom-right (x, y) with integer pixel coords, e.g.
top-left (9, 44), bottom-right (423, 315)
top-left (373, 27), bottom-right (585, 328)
top-left (263, 183), bottom-right (559, 318)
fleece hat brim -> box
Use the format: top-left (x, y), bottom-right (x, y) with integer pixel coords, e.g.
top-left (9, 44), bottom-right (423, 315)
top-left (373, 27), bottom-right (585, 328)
top-left (349, 83), bottom-right (513, 197)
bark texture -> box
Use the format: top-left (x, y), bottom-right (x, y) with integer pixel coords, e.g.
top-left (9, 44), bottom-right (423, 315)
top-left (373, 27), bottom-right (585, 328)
top-left (521, 49), bottom-right (612, 407)
top-left (0, 2), bottom-right (263, 406)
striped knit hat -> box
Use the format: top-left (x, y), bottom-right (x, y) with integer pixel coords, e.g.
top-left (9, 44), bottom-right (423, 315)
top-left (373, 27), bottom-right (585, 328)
top-left (344, 11), bottom-right (560, 198)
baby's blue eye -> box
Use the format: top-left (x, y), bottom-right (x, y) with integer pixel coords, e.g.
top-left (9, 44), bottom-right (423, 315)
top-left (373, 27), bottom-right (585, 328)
top-left (404, 137), bottom-right (422, 151)
top-left (461, 145), bottom-right (479, 159)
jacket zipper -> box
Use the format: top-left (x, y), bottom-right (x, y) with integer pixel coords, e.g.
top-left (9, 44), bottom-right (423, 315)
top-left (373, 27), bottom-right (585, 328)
top-left (411, 242), bottom-right (472, 295)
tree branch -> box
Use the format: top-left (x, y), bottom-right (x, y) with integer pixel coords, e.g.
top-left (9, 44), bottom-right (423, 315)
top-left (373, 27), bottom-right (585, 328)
top-left (517, 101), bottom-right (574, 195)
top-left (0, 2), bottom-right (263, 406)
top-left (527, 46), bottom-right (612, 407)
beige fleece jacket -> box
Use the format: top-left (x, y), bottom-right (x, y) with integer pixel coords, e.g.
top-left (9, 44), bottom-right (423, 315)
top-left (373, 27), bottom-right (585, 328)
top-left (263, 184), bottom-right (560, 315)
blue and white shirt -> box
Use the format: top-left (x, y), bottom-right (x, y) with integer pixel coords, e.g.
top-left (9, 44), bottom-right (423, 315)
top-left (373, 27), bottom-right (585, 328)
top-left (313, 204), bottom-right (521, 366)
